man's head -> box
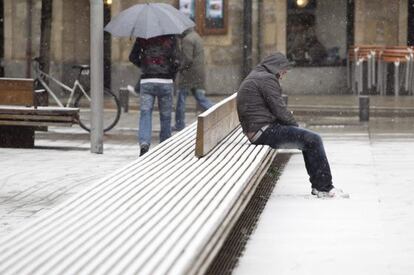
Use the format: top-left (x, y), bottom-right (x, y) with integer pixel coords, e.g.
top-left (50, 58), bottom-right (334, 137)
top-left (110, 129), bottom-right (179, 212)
top-left (276, 70), bottom-right (288, 80)
top-left (258, 53), bottom-right (293, 79)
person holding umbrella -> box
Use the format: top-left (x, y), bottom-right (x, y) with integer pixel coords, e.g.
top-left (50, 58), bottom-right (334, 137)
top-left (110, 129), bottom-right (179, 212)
top-left (129, 35), bottom-right (179, 156)
top-left (105, 3), bottom-right (195, 156)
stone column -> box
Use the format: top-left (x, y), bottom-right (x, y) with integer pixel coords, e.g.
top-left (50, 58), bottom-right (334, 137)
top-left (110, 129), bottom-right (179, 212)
top-left (354, 0), bottom-right (402, 45)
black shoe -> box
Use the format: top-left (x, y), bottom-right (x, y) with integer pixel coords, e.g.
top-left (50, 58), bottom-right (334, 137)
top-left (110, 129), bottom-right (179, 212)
top-left (171, 125), bottom-right (184, 132)
top-left (140, 144), bottom-right (149, 156)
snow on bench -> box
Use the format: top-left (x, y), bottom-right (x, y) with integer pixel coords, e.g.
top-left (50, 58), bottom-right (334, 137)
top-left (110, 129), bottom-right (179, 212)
top-left (0, 94), bottom-right (276, 275)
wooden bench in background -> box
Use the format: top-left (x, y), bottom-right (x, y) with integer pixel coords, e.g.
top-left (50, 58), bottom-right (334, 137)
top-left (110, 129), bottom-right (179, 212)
top-left (0, 93), bottom-right (278, 275)
top-left (0, 78), bottom-right (79, 148)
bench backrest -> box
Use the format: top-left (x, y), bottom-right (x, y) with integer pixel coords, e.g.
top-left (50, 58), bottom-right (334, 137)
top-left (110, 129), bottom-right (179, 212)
top-left (195, 93), bottom-right (239, 158)
top-left (0, 78), bottom-right (34, 106)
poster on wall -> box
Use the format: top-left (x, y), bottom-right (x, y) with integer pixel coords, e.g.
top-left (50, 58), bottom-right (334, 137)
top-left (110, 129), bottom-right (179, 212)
top-left (205, 0), bottom-right (225, 30)
top-left (206, 0), bottom-right (223, 18)
top-left (179, 0), bottom-right (195, 21)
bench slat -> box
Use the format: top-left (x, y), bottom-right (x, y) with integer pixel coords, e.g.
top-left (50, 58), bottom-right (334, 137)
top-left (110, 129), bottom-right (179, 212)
top-left (0, 120), bottom-right (75, 127)
top-left (0, 105), bottom-right (79, 115)
top-left (0, 114), bottom-right (76, 122)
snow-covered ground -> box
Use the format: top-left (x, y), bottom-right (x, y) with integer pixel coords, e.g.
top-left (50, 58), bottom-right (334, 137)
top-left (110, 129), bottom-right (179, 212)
top-left (0, 137), bottom-right (138, 238)
top-left (234, 133), bottom-right (414, 275)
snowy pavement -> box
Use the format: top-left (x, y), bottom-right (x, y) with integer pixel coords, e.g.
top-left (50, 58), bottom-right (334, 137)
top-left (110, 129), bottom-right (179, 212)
top-left (234, 131), bottom-right (414, 275)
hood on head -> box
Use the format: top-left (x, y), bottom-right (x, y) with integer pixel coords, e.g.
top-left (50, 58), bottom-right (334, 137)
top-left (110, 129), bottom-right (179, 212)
top-left (258, 53), bottom-right (294, 75)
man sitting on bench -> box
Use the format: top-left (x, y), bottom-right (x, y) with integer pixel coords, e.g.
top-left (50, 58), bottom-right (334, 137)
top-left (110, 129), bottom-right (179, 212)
top-left (236, 53), bottom-right (349, 199)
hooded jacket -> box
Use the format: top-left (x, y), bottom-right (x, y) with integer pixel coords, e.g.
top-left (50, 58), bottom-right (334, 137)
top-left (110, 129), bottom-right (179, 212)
top-left (236, 53), bottom-right (298, 133)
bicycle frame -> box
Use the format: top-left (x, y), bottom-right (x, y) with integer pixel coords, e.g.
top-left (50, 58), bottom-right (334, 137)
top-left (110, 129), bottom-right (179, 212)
top-left (34, 65), bottom-right (91, 108)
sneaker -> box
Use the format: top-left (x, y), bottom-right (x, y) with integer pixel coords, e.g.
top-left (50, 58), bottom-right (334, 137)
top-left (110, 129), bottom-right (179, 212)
top-left (312, 188), bottom-right (350, 199)
top-left (139, 144), bottom-right (149, 156)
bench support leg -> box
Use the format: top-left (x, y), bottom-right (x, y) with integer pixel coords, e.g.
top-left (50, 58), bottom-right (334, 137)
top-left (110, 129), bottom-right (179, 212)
top-left (0, 126), bottom-right (35, 148)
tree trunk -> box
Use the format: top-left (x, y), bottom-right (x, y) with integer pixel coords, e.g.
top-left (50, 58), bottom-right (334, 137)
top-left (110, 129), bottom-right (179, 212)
top-left (38, 0), bottom-right (53, 106)
top-left (40, 0), bottom-right (52, 74)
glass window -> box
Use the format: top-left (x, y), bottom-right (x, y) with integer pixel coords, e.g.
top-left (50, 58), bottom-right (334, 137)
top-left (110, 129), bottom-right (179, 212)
top-left (287, 0), bottom-right (348, 66)
top-left (178, 0), bottom-right (228, 35)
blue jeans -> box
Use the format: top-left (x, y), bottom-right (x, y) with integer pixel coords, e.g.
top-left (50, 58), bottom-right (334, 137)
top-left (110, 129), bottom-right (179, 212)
top-left (174, 88), bottom-right (214, 130)
top-left (139, 82), bottom-right (173, 145)
top-left (253, 123), bottom-right (334, 192)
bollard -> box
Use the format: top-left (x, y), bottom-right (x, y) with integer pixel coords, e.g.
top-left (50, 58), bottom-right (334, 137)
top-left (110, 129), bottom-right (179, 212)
top-left (377, 58), bottom-right (382, 94)
top-left (371, 51), bottom-right (376, 88)
top-left (381, 62), bottom-right (388, 96)
top-left (367, 54), bottom-right (372, 91)
top-left (405, 55), bottom-right (411, 93)
top-left (119, 87), bottom-right (129, 113)
top-left (359, 95), bottom-right (370, 121)
top-left (282, 94), bottom-right (288, 105)
top-left (410, 54), bottom-right (414, 95)
top-left (346, 56), bottom-right (351, 88)
top-left (357, 59), bottom-right (363, 95)
top-left (394, 61), bottom-right (400, 96)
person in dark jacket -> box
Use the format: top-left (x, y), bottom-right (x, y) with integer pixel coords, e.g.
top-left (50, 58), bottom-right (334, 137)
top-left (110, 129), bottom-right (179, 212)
top-left (173, 28), bottom-right (214, 131)
top-left (129, 35), bottom-right (180, 156)
top-left (237, 53), bottom-right (349, 198)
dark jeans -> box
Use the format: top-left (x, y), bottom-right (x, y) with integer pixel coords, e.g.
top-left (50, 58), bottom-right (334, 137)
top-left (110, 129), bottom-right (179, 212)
top-left (253, 123), bottom-right (334, 192)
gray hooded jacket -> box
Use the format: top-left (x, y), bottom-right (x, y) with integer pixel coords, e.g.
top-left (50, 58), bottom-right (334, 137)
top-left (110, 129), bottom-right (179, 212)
top-left (236, 53), bottom-right (298, 133)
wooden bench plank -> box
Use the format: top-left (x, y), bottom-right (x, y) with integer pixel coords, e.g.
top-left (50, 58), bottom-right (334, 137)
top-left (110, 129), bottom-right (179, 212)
top-left (0, 114), bottom-right (76, 122)
top-left (195, 93), bottom-right (239, 157)
top-left (0, 78), bottom-right (34, 106)
top-left (0, 105), bottom-right (79, 115)
top-left (0, 121), bottom-right (76, 127)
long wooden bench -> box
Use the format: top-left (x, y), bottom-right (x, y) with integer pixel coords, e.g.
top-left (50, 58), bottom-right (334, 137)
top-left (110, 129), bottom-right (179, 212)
top-left (0, 93), bottom-right (277, 274)
top-left (0, 78), bottom-right (79, 148)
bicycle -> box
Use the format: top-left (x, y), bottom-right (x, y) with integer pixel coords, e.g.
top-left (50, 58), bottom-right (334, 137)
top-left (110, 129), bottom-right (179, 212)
top-left (32, 57), bottom-right (121, 132)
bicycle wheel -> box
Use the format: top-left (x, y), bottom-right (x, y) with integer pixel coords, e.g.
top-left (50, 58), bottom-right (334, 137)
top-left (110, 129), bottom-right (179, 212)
top-left (74, 88), bottom-right (121, 132)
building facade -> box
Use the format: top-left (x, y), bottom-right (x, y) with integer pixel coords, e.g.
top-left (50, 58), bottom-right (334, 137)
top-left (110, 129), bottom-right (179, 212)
top-left (0, 0), bottom-right (412, 95)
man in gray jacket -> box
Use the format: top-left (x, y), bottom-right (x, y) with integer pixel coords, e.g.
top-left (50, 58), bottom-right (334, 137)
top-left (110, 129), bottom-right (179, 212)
top-left (173, 28), bottom-right (214, 131)
top-left (237, 53), bottom-right (348, 198)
